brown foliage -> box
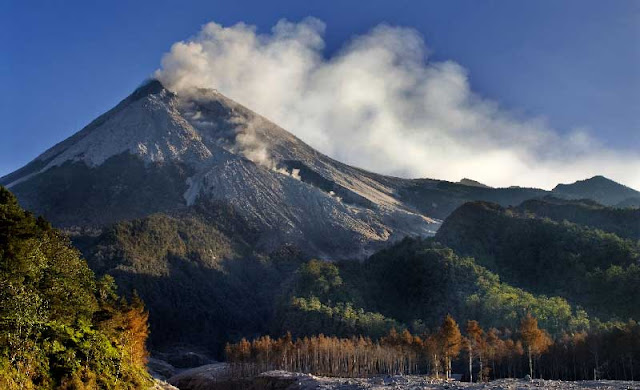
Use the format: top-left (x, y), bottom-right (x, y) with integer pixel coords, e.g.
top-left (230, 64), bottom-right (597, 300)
top-left (225, 315), bottom-right (640, 382)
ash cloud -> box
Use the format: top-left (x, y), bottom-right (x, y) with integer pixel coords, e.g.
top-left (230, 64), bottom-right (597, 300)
top-left (156, 18), bottom-right (640, 190)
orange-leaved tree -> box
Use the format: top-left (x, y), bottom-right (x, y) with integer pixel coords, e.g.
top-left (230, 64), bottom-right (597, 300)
top-left (519, 313), bottom-right (552, 378)
top-left (439, 314), bottom-right (462, 380)
top-left (466, 320), bottom-right (485, 382)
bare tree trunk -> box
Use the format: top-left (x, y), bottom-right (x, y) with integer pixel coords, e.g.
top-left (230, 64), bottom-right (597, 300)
top-left (528, 348), bottom-right (533, 378)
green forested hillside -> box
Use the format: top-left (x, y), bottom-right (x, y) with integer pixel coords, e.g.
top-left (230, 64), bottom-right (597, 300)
top-left (76, 204), bottom-right (592, 358)
top-left (0, 187), bottom-right (150, 389)
top-left (274, 239), bottom-right (588, 339)
top-left (516, 196), bottom-right (640, 239)
top-left (436, 201), bottom-right (640, 320)
top-left (77, 202), bottom-right (305, 355)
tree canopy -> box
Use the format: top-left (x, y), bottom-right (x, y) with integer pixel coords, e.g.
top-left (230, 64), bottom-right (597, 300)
top-left (0, 186), bottom-right (150, 389)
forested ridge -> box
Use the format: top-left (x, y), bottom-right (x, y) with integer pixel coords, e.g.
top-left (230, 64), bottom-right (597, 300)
top-left (0, 187), bottom-right (150, 389)
top-left (76, 200), bottom-right (304, 354)
top-left (436, 200), bottom-right (640, 320)
top-left (275, 240), bottom-right (589, 339)
top-left (515, 196), bottom-right (640, 240)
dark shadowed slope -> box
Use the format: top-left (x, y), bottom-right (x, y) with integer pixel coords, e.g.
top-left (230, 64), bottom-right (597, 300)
top-left (516, 196), bottom-right (640, 239)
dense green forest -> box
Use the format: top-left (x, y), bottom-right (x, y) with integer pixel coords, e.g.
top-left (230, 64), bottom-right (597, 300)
top-left (236, 199), bottom-right (639, 381)
top-left (516, 196), bottom-right (640, 240)
top-left (76, 202), bottom-right (304, 354)
top-left (436, 201), bottom-right (640, 320)
top-left (275, 239), bottom-right (588, 338)
top-left (0, 187), bottom-right (150, 389)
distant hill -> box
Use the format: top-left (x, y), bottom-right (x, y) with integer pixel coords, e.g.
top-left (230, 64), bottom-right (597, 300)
top-left (458, 178), bottom-right (492, 188)
top-left (552, 175), bottom-right (640, 206)
top-left (398, 179), bottom-right (548, 220)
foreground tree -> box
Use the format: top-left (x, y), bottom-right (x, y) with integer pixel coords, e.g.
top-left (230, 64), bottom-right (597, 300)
top-left (439, 315), bottom-right (462, 380)
top-left (0, 187), bottom-right (151, 389)
top-left (466, 320), bottom-right (485, 382)
top-left (520, 313), bottom-right (552, 378)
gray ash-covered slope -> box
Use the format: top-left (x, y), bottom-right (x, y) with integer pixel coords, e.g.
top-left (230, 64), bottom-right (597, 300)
top-left (1, 80), bottom-right (439, 259)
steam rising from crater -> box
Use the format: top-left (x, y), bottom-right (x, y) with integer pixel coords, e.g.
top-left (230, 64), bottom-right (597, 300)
top-left (231, 115), bottom-right (301, 180)
top-left (156, 18), bottom-right (640, 190)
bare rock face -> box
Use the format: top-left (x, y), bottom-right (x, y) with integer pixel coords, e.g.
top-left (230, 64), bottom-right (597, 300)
top-left (150, 379), bottom-right (180, 390)
top-left (2, 80), bottom-right (439, 259)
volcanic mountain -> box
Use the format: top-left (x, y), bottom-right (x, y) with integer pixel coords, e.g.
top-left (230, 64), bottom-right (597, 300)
top-left (2, 80), bottom-right (443, 259)
top-left (3, 80), bottom-right (637, 260)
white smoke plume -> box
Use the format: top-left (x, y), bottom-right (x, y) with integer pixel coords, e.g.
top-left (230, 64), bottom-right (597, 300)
top-left (156, 18), bottom-right (640, 190)
top-left (231, 115), bottom-right (301, 180)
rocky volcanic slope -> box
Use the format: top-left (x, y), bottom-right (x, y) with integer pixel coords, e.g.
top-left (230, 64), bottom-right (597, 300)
top-left (1, 80), bottom-right (439, 259)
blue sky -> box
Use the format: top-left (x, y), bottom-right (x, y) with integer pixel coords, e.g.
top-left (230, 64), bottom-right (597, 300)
top-left (1, 0), bottom-right (639, 186)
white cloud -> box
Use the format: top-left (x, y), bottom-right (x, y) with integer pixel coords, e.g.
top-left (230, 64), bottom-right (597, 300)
top-left (156, 18), bottom-right (640, 190)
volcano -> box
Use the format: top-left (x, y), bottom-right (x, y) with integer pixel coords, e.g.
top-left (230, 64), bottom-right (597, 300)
top-left (5, 80), bottom-right (636, 260)
top-left (1, 80), bottom-right (442, 259)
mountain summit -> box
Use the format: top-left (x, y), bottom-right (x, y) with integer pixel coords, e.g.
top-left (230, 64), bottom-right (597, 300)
top-left (553, 175), bottom-right (640, 207)
top-left (1, 80), bottom-right (439, 259)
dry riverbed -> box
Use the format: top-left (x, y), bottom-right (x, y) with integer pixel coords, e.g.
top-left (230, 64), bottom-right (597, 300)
top-left (254, 371), bottom-right (639, 390)
top-left (156, 363), bottom-right (639, 390)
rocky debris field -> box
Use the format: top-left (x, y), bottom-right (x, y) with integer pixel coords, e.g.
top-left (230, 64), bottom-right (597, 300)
top-left (155, 363), bottom-right (639, 390)
top-left (256, 371), bottom-right (639, 390)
